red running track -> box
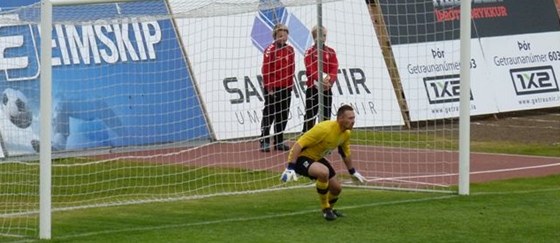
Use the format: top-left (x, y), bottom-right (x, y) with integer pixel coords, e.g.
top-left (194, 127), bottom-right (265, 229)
top-left (96, 141), bottom-right (560, 186)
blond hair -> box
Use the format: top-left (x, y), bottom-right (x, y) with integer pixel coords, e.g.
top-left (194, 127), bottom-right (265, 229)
top-left (311, 25), bottom-right (327, 40)
top-left (272, 23), bottom-right (289, 39)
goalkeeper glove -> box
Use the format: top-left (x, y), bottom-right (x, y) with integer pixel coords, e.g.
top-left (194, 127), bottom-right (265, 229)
top-left (348, 168), bottom-right (367, 184)
top-left (280, 163), bottom-right (298, 182)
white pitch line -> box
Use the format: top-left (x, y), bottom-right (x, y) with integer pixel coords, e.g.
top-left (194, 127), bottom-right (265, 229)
top-left (471, 122), bottom-right (560, 130)
top-left (470, 163), bottom-right (560, 175)
top-left (364, 177), bottom-right (450, 188)
top-left (363, 162), bottom-right (560, 182)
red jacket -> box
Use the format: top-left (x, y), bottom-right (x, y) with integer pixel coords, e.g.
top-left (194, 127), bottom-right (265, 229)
top-left (304, 45), bottom-right (339, 88)
top-left (262, 43), bottom-right (295, 90)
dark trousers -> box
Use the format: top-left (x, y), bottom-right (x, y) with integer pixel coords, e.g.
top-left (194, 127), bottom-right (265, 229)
top-left (302, 87), bottom-right (332, 132)
top-left (260, 88), bottom-right (292, 144)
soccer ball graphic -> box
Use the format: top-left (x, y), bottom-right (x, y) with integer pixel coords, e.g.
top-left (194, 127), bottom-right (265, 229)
top-left (2, 88), bottom-right (33, 129)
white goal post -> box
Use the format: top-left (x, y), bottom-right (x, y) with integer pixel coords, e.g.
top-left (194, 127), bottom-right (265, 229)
top-left (458, 0), bottom-right (471, 196)
top-left (39, 1), bottom-right (52, 239)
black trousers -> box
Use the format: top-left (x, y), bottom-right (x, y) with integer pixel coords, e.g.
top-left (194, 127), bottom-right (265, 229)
top-left (260, 88), bottom-right (292, 144)
top-left (302, 86), bottom-right (332, 132)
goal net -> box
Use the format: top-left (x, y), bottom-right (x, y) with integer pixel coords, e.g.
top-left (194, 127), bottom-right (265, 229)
top-left (0, 0), bottom-right (462, 238)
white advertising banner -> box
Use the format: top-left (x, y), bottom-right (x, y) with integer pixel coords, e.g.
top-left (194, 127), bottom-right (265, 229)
top-left (482, 32), bottom-right (560, 112)
top-left (171, 0), bottom-right (403, 140)
top-left (392, 40), bottom-right (497, 120)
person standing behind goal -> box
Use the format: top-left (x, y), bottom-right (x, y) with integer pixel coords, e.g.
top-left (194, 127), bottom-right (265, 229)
top-left (302, 25), bottom-right (339, 133)
top-left (259, 23), bottom-right (295, 152)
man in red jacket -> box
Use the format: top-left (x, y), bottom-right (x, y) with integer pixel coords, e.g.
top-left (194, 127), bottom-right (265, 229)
top-left (260, 23), bottom-right (295, 152)
top-left (302, 25), bottom-right (339, 132)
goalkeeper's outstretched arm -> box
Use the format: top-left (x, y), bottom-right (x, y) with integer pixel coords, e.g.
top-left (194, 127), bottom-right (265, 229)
top-left (342, 156), bottom-right (367, 184)
top-left (286, 142), bottom-right (303, 165)
top-left (281, 142), bottom-right (303, 182)
top-left (341, 155), bottom-right (355, 172)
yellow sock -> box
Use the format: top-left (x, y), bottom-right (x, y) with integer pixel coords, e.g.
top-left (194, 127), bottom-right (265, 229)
top-left (316, 180), bottom-right (329, 209)
top-left (327, 191), bottom-right (338, 208)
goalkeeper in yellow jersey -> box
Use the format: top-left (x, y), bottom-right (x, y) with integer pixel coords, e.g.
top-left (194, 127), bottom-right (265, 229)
top-left (281, 104), bottom-right (367, 221)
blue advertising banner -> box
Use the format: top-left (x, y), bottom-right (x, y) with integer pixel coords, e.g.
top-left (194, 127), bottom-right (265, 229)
top-left (0, 1), bottom-right (209, 156)
top-left (0, 0), bottom-right (39, 11)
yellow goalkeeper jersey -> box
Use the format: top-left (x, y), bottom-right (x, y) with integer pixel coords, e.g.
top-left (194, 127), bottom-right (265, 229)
top-left (290, 120), bottom-right (351, 161)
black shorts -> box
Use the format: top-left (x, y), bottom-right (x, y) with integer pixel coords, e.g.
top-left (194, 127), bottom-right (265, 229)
top-left (293, 156), bottom-right (336, 180)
